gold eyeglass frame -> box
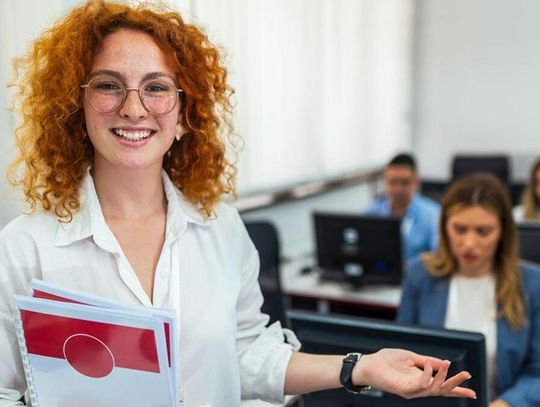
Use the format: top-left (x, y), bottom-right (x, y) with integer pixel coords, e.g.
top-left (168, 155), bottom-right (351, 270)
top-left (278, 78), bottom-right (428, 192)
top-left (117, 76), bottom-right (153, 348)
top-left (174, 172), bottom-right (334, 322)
top-left (81, 77), bottom-right (184, 116)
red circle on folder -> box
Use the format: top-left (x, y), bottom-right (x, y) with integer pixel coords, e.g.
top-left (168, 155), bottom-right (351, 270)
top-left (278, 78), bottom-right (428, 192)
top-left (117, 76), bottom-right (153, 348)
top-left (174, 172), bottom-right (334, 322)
top-left (63, 334), bottom-right (115, 378)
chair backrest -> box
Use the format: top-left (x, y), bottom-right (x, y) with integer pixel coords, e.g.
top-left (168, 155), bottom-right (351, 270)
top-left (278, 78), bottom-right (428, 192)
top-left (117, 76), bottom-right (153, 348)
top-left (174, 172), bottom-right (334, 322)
top-left (451, 155), bottom-right (510, 184)
top-left (510, 181), bottom-right (526, 206)
top-left (243, 220), bottom-right (288, 326)
top-left (420, 179), bottom-right (448, 203)
top-left (517, 223), bottom-right (540, 265)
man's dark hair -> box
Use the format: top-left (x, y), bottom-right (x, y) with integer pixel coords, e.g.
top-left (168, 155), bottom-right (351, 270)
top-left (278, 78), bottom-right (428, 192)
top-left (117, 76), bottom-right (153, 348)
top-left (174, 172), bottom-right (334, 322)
top-left (387, 153), bottom-right (416, 172)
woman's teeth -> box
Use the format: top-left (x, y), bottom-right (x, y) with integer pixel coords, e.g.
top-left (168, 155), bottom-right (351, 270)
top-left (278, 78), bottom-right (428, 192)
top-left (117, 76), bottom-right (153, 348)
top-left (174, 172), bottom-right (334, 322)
top-left (113, 129), bottom-right (153, 141)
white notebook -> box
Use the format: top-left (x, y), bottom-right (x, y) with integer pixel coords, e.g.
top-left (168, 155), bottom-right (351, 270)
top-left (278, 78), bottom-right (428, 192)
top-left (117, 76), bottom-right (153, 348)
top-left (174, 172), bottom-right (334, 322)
top-left (12, 279), bottom-right (180, 407)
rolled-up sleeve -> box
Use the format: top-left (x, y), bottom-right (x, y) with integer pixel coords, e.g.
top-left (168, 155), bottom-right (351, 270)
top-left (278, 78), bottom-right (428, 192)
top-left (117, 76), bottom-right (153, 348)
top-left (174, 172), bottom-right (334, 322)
top-left (235, 247), bottom-right (300, 403)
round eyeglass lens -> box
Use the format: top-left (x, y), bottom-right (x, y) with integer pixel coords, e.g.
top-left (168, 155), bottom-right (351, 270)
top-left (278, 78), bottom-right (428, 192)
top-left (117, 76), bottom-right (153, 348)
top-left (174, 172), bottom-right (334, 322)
top-left (141, 80), bottom-right (178, 115)
top-left (87, 77), bottom-right (125, 113)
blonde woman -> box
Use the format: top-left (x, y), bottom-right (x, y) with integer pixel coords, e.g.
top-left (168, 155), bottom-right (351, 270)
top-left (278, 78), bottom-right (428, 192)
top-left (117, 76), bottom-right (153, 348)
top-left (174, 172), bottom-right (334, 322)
top-left (513, 159), bottom-right (540, 222)
top-left (398, 174), bottom-right (540, 407)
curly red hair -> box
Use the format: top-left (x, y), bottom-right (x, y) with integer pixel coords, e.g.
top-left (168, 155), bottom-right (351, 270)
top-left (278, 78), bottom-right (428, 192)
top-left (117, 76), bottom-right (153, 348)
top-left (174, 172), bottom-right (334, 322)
top-left (9, 0), bottom-right (237, 220)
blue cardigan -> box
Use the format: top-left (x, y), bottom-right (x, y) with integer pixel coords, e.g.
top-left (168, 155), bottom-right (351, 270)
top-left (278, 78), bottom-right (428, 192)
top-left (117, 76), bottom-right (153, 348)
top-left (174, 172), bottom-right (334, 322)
top-left (397, 259), bottom-right (540, 406)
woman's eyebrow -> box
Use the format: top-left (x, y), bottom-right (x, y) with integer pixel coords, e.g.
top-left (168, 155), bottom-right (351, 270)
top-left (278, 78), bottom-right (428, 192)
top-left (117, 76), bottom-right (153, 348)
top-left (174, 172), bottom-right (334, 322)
top-left (88, 69), bottom-right (124, 80)
top-left (87, 70), bottom-right (175, 82)
top-left (142, 71), bottom-right (175, 81)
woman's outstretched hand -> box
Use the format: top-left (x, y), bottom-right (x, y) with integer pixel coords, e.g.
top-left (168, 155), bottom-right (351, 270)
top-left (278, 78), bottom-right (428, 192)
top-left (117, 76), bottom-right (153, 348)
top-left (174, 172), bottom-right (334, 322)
top-left (354, 348), bottom-right (477, 400)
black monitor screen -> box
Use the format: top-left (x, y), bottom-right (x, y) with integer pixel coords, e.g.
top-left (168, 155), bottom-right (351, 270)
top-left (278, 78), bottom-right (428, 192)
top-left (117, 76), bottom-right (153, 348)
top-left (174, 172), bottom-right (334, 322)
top-left (517, 223), bottom-right (540, 265)
top-left (288, 310), bottom-right (488, 407)
top-left (313, 212), bottom-right (402, 285)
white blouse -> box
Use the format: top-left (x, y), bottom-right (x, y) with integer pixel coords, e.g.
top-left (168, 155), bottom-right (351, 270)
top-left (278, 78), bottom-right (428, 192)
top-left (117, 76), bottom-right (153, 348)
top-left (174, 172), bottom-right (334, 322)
top-left (513, 204), bottom-right (540, 223)
top-left (445, 273), bottom-right (497, 401)
top-left (0, 171), bottom-right (299, 407)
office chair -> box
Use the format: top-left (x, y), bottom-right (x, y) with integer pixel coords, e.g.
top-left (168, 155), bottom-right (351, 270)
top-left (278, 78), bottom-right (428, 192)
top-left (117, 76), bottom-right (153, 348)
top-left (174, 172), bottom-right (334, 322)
top-left (243, 220), bottom-right (289, 327)
top-left (517, 223), bottom-right (540, 265)
top-left (451, 154), bottom-right (510, 184)
top-left (510, 181), bottom-right (526, 206)
top-left (420, 179), bottom-right (448, 203)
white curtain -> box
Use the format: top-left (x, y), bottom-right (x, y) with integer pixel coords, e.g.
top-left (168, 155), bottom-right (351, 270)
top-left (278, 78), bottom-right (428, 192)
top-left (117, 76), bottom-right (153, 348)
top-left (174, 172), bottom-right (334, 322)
top-left (186, 0), bottom-right (414, 193)
top-left (0, 0), bottom-right (82, 227)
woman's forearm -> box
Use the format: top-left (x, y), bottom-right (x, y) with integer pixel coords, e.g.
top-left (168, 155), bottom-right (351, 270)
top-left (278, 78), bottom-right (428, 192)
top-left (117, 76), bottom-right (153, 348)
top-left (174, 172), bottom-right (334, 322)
top-left (284, 352), bottom-right (345, 395)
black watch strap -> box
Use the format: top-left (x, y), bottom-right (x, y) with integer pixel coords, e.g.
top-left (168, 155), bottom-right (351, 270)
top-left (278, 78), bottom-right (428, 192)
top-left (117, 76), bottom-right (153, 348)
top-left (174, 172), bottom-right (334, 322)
top-left (339, 353), bottom-right (372, 394)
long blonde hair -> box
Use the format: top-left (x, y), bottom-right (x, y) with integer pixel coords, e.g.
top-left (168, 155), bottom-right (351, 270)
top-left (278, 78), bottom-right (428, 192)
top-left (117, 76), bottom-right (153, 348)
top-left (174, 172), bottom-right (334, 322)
top-left (423, 174), bottom-right (526, 330)
top-left (520, 159), bottom-right (540, 220)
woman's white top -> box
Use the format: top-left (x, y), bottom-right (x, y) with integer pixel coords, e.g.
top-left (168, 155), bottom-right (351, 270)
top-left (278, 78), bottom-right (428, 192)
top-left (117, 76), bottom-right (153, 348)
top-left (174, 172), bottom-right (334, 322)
top-left (513, 204), bottom-right (540, 223)
top-left (0, 171), bottom-right (299, 407)
top-left (445, 273), bottom-right (497, 400)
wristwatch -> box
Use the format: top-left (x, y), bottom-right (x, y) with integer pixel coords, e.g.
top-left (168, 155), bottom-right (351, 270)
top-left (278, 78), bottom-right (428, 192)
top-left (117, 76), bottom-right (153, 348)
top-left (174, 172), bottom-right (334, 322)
top-left (339, 353), bottom-right (372, 394)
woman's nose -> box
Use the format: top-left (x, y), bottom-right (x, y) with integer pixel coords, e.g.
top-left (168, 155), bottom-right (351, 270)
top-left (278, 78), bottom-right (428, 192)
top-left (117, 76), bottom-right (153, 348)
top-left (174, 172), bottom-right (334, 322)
top-left (462, 232), bottom-right (478, 248)
top-left (118, 89), bottom-right (148, 119)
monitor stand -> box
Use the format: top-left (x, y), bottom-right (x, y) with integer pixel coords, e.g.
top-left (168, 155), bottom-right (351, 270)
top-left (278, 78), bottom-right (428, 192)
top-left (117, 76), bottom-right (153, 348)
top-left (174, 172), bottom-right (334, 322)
top-left (317, 267), bottom-right (363, 288)
top-left (317, 266), bottom-right (401, 288)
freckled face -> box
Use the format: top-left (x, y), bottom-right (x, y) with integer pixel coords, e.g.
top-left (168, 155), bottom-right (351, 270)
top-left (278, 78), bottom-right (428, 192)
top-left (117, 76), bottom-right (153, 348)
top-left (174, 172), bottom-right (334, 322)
top-left (446, 205), bottom-right (501, 276)
top-left (83, 28), bottom-right (181, 173)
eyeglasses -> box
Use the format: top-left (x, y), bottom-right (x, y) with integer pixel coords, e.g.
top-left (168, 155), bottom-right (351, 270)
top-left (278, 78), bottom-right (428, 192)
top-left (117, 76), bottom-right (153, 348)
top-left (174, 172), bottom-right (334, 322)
top-left (81, 75), bottom-right (183, 116)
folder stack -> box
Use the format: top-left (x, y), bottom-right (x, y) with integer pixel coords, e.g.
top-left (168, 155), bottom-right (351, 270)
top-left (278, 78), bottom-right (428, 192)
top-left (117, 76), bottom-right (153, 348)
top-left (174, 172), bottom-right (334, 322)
top-left (12, 280), bottom-right (179, 407)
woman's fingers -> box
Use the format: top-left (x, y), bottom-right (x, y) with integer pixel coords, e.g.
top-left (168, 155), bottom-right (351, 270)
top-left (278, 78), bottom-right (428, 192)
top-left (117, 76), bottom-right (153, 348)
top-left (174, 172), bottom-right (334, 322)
top-left (409, 359), bottom-right (476, 400)
top-left (445, 386), bottom-right (478, 399)
top-left (420, 357), bottom-right (434, 388)
top-left (441, 371), bottom-right (477, 399)
top-left (429, 359), bottom-right (450, 389)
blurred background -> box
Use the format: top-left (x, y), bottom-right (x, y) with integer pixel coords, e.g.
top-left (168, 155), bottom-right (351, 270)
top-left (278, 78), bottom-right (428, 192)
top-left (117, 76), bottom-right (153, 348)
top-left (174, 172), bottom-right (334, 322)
top-left (1, 0), bottom-right (539, 258)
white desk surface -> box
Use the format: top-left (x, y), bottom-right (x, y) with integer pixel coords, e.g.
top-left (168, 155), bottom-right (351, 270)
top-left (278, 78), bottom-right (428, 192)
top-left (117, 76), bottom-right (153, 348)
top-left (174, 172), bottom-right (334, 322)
top-left (281, 256), bottom-right (401, 309)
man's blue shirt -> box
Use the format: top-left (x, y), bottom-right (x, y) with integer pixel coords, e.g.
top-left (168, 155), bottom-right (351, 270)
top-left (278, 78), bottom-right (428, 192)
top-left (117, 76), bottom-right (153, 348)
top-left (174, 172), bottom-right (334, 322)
top-left (364, 194), bottom-right (440, 262)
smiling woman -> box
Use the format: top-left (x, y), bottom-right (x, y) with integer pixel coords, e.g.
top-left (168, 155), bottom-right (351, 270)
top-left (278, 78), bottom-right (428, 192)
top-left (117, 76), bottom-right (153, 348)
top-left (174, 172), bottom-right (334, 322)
top-left (8, 1), bottom-right (236, 221)
top-left (82, 29), bottom-right (183, 175)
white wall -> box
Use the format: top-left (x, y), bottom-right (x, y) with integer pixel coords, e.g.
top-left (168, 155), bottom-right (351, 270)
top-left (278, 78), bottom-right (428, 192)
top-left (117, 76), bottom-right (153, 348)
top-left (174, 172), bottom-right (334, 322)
top-left (412, 0), bottom-right (540, 180)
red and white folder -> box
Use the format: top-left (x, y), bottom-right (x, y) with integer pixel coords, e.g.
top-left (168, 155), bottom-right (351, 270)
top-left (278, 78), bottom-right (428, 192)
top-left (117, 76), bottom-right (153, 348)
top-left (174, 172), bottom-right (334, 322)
top-left (12, 282), bottom-right (179, 407)
top-left (27, 279), bottom-right (180, 404)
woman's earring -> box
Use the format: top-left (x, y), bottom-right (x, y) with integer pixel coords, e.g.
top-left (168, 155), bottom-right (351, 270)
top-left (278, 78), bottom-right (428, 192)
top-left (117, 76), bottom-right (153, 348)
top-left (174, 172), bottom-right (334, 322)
top-left (175, 124), bottom-right (187, 141)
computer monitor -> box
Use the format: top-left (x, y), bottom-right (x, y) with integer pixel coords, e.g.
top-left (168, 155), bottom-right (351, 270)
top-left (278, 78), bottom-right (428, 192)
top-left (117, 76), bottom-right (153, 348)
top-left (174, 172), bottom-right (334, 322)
top-left (288, 310), bottom-right (488, 407)
top-left (313, 212), bottom-right (402, 286)
top-left (517, 223), bottom-right (540, 265)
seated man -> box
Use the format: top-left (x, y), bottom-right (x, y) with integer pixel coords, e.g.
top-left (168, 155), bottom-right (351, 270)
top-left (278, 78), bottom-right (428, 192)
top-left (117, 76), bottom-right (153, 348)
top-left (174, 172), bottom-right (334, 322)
top-left (365, 153), bottom-right (440, 262)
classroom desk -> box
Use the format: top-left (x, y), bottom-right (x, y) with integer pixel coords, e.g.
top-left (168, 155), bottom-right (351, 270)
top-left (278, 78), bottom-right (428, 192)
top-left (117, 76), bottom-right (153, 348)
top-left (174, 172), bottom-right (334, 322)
top-left (281, 256), bottom-right (401, 319)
